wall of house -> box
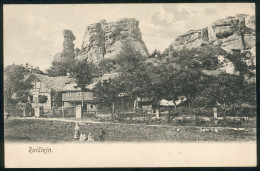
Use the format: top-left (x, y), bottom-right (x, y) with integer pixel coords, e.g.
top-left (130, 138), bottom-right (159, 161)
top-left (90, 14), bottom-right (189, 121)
top-left (63, 101), bottom-right (97, 112)
top-left (62, 91), bottom-right (93, 102)
top-left (30, 80), bottom-right (52, 111)
top-left (96, 98), bottom-right (135, 112)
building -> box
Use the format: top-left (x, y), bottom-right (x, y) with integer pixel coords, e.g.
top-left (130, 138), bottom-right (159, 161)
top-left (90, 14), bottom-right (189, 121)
top-left (26, 73), bottom-right (74, 112)
top-left (57, 80), bottom-right (97, 112)
top-left (26, 72), bottom-right (124, 113)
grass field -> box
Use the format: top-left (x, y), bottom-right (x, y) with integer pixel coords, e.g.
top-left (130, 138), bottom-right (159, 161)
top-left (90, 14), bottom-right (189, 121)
top-left (4, 118), bottom-right (256, 143)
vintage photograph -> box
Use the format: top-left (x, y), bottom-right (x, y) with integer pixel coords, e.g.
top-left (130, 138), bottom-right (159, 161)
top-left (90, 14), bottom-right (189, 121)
top-left (4, 3), bottom-right (256, 167)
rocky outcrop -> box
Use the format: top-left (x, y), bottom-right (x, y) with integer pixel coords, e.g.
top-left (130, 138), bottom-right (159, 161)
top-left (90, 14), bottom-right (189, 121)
top-left (171, 14), bottom-right (255, 52)
top-left (53, 30), bottom-right (76, 63)
top-left (172, 28), bottom-right (209, 51)
top-left (76, 18), bottom-right (149, 64)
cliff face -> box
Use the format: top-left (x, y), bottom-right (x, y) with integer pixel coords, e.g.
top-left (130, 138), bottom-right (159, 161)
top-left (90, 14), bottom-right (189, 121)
top-left (76, 18), bottom-right (149, 63)
top-left (53, 30), bottom-right (76, 63)
top-left (171, 14), bottom-right (255, 52)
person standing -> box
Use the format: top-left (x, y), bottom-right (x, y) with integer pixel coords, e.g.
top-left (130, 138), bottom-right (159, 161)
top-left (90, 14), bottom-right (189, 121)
top-left (74, 123), bottom-right (80, 140)
top-left (87, 133), bottom-right (94, 142)
top-left (79, 131), bottom-right (86, 141)
top-left (98, 128), bottom-right (105, 142)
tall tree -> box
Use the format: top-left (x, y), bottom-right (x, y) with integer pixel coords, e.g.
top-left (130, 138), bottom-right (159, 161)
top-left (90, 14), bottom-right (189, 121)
top-left (98, 58), bottom-right (117, 74)
top-left (46, 60), bottom-right (73, 77)
top-left (116, 43), bottom-right (146, 72)
top-left (93, 79), bottom-right (121, 114)
top-left (198, 73), bottom-right (249, 117)
top-left (70, 58), bottom-right (98, 107)
top-left (4, 65), bottom-right (32, 108)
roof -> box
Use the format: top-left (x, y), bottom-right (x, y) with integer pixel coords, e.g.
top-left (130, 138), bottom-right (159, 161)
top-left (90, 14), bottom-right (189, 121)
top-left (29, 72), bottom-right (119, 92)
top-left (29, 74), bottom-right (74, 91)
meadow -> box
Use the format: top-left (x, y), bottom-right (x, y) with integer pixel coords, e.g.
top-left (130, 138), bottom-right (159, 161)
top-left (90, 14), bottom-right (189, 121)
top-left (4, 118), bottom-right (256, 143)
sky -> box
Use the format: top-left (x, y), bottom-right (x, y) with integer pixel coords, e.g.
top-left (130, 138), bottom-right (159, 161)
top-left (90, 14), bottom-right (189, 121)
top-left (4, 3), bottom-right (255, 71)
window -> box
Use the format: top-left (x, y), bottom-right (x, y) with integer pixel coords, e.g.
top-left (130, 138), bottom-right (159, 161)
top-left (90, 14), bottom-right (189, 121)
top-left (90, 104), bottom-right (93, 108)
top-left (77, 92), bottom-right (82, 96)
top-left (36, 82), bottom-right (41, 89)
top-left (124, 101), bottom-right (128, 109)
top-left (66, 92), bottom-right (71, 97)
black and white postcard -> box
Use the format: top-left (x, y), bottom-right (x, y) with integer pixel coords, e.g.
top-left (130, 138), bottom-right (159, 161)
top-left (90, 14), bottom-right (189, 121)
top-left (3, 3), bottom-right (256, 168)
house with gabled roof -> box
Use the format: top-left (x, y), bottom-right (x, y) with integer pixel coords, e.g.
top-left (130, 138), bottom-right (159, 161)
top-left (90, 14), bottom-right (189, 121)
top-left (26, 73), bottom-right (74, 111)
top-left (26, 72), bottom-right (120, 113)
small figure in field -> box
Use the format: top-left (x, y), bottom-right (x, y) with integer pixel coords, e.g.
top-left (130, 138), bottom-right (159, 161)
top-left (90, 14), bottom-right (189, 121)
top-left (74, 123), bottom-right (80, 140)
top-left (79, 131), bottom-right (86, 141)
top-left (87, 133), bottom-right (94, 142)
top-left (98, 128), bottom-right (105, 142)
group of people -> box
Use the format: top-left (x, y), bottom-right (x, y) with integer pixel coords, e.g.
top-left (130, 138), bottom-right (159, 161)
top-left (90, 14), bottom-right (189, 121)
top-left (73, 123), bottom-right (105, 142)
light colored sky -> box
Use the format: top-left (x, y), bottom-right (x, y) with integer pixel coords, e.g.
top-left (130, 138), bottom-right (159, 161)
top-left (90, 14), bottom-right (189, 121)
top-left (4, 3), bottom-right (255, 70)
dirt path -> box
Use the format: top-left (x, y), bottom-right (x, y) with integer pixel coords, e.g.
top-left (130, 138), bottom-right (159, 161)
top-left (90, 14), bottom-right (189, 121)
top-left (9, 117), bottom-right (256, 131)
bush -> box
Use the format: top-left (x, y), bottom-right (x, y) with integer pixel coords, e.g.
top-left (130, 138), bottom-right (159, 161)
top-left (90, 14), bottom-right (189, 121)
top-left (180, 107), bottom-right (212, 117)
top-left (238, 107), bottom-right (257, 117)
top-left (195, 116), bottom-right (211, 126)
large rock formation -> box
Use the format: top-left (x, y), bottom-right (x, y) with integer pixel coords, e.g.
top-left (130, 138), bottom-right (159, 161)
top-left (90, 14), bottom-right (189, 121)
top-left (171, 14), bottom-right (255, 52)
top-left (53, 30), bottom-right (76, 63)
top-left (76, 18), bottom-right (149, 64)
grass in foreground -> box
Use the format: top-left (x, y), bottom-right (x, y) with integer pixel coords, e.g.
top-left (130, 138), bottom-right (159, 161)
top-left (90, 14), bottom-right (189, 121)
top-left (4, 119), bottom-right (256, 143)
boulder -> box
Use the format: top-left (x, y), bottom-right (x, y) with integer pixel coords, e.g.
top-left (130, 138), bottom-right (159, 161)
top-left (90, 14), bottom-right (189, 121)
top-left (77, 18), bottom-right (149, 64)
top-left (245, 15), bottom-right (255, 29)
top-left (244, 34), bottom-right (255, 49)
top-left (221, 35), bottom-right (244, 51)
top-left (170, 14), bottom-right (255, 52)
top-left (53, 30), bottom-right (76, 63)
top-left (171, 28), bottom-right (209, 51)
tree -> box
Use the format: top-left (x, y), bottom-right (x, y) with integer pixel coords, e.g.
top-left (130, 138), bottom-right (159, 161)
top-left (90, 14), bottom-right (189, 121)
top-left (4, 65), bottom-right (32, 108)
top-left (38, 95), bottom-right (48, 108)
top-left (149, 49), bottom-right (162, 59)
top-left (116, 43), bottom-right (146, 72)
top-left (225, 51), bottom-right (252, 77)
top-left (93, 79), bottom-right (121, 114)
top-left (98, 58), bottom-right (117, 74)
top-left (70, 58), bottom-right (98, 107)
top-left (46, 60), bottom-right (73, 77)
top-left (197, 73), bottom-right (248, 117)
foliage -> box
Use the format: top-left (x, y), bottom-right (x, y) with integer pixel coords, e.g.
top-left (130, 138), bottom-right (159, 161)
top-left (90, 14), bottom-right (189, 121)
top-left (225, 51), bottom-right (253, 76)
top-left (117, 63), bottom-right (154, 100)
top-left (52, 92), bottom-right (62, 107)
top-left (4, 65), bottom-right (32, 107)
top-left (46, 60), bottom-right (73, 77)
top-left (93, 44), bottom-right (255, 119)
top-left (70, 58), bottom-right (98, 91)
top-left (149, 49), bottom-right (162, 58)
top-left (195, 73), bottom-right (256, 117)
top-left (98, 58), bottom-right (117, 74)
top-left (93, 80), bottom-right (121, 111)
top-left (38, 95), bottom-right (48, 104)
top-left (116, 43), bottom-right (146, 72)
